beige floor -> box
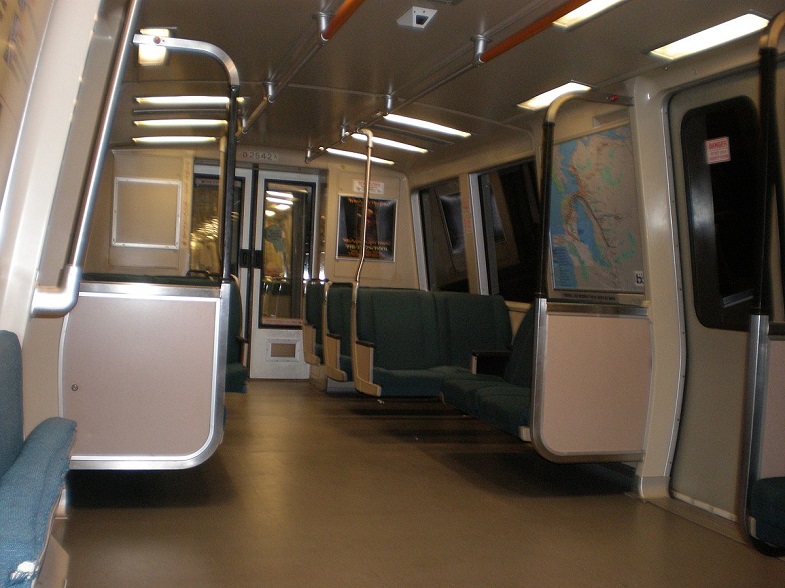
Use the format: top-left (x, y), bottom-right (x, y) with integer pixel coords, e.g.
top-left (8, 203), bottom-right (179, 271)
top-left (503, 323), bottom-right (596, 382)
top-left (63, 380), bottom-right (785, 587)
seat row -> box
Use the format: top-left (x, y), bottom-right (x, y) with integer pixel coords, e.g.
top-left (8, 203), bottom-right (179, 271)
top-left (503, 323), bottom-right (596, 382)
top-left (303, 281), bottom-right (534, 439)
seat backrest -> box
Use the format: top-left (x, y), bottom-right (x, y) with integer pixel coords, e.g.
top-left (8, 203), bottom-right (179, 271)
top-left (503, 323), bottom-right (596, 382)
top-left (434, 292), bottom-right (512, 367)
top-left (0, 330), bottom-right (24, 479)
top-left (326, 282), bottom-right (353, 355)
top-left (304, 280), bottom-right (326, 340)
top-left (503, 308), bottom-right (535, 388)
top-left (226, 276), bottom-right (245, 364)
top-left (357, 288), bottom-right (442, 370)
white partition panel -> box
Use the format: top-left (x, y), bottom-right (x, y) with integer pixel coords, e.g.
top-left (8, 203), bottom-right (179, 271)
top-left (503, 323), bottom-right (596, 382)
top-left (530, 304), bottom-right (651, 462)
top-left (60, 283), bottom-right (225, 469)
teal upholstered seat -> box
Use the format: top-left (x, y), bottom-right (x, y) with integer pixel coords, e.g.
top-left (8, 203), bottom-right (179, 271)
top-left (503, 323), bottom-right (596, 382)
top-left (440, 308), bottom-right (534, 421)
top-left (325, 282), bottom-right (353, 381)
top-left (225, 277), bottom-right (249, 393)
top-left (303, 280), bottom-right (326, 363)
top-left (353, 289), bottom-right (513, 398)
top-left (0, 330), bottom-right (76, 588)
top-left (750, 477), bottom-right (785, 548)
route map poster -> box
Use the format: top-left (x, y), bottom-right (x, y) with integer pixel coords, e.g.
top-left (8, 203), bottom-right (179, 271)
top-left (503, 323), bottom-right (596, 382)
top-left (337, 195), bottom-right (396, 261)
top-left (549, 124), bottom-right (645, 294)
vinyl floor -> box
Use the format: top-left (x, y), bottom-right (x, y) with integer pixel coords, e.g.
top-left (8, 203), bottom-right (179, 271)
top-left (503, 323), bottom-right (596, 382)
top-left (62, 380), bottom-right (785, 587)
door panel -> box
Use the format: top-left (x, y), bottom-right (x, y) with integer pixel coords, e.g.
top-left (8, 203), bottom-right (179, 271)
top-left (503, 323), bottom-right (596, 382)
top-left (669, 74), bottom-right (760, 517)
top-left (248, 170), bottom-right (318, 379)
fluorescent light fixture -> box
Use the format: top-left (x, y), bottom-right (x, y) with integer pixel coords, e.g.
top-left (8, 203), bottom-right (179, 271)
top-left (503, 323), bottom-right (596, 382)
top-left (351, 133), bottom-right (428, 153)
top-left (265, 210), bottom-right (276, 217)
top-left (517, 82), bottom-right (591, 111)
top-left (266, 191), bottom-right (295, 199)
top-left (138, 28), bottom-right (171, 66)
top-left (135, 95), bottom-right (233, 107)
top-left (134, 118), bottom-right (227, 128)
top-left (132, 136), bottom-right (217, 145)
top-left (383, 114), bottom-right (471, 138)
top-left (325, 148), bottom-right (395, 166)
top-left (554, 0), bottom-right (627, 29)
top-left (650, 14), bottom-right (769, 60)
top-left (274, 204), bottom-right (292, 211)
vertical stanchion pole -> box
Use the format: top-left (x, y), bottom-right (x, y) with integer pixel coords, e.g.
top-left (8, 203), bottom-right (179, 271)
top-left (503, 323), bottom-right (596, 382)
top-left (350, 130), bottom-right (374, 381)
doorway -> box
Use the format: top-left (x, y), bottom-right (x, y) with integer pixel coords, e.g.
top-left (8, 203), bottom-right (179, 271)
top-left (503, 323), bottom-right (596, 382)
top-left (668, 78), bottom-right (760, 518)
top-left (194, 164), bottom-right (320, 379)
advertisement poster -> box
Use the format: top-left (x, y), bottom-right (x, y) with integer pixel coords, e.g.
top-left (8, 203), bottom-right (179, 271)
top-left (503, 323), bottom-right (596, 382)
top-left (337, 195), bottom-right (396, 261)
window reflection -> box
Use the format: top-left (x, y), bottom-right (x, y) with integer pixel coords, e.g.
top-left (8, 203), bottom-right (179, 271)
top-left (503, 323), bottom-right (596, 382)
top-left (260, 180), bottom-right (314, 327)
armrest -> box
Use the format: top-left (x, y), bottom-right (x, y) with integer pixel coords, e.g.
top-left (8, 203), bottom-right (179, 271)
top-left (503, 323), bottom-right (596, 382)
top-left (302, 324), bottom-right (319, 365)
top-left (0, 417), bottom-right (75, 586)
top-left (353, 340), bottom-right (381, 396)
top-left (323, 333), bottom-right (347, 381)
top-left (471, 350), bottom-right (511, 377)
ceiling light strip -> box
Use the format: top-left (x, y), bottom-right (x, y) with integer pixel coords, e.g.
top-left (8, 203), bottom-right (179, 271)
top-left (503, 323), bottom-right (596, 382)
top-left (383, 114), bottom-right (470, 138)
top-left (650, 14), bottom-right (769, 60)
top-left (518, 81), bottom-right (591, 111)
top-left (479, 0), bottom-right (593, 63)
top-left (132, 136), bottom-right (217, 145)
top-left (351, 132), bottom-right (428, 153)
top-left (136, 95), bottom-right (232, 107)
top-left (325, 148), bottom-right (395, 166)
top-left (553, 0), bottom-right (627, 29)
top-left (134, 118), bottom-right (227, 128)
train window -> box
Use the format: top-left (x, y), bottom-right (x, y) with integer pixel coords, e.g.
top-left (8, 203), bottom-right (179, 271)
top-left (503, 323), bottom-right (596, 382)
top-left (419, 179), bottom-right (470, 292)
top-left (191, 174), bottom-right (244, 276)
top-left (681, 96), bottom-right (759, 331)
top-left (477, 160), bottom-right (540, 302)
top-left (260, 180), bottom-right (314, 327)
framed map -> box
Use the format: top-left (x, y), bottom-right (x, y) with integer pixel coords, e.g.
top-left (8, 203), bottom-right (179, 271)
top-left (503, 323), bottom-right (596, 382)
top-left (549, 124), bottom-right (644, 294)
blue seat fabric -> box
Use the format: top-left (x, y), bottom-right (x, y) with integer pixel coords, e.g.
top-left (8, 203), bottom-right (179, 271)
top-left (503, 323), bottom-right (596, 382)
top-left (439, 308), bottom-right (535, 433)
top-left (0, 330), bottom-right (76, 588)
top-left (354, 289), bottom-right (513, 397)
top-left (750, 477), bottom-right (785, 548)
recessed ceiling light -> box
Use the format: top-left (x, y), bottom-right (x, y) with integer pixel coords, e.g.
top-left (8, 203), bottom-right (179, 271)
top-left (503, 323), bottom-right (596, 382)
top-left (134, 118), bottom-right (227, 128)
top-left (383, 114), bottom-right (470, 138)
top-left (650, 14), bottom-right (769, 61)
top-left (132, 136), bottom-right (217, 145)
top-left (351, 133), bottom-right (428, 153)
top-left (517, 82), bottom-right (591, 111)
top-left (325, 148), bottom-right (395, 166)
top-left (553, 0), bottom-right (627, 29)
top-left (135, 96), bottom-right (239, 107)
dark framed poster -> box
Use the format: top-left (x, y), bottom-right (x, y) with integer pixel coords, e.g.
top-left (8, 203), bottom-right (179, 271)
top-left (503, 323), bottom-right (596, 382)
top-left (337, 195), bottom-right (396, 261)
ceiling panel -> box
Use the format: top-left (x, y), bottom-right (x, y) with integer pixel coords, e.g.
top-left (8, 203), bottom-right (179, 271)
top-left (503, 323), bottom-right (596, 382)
top-left (112, 0), bottom-right (785, 170)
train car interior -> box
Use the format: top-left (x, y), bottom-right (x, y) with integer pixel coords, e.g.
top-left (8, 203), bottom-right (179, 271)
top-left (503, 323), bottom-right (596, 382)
top-left (4, 0), bottom-right (785, 585)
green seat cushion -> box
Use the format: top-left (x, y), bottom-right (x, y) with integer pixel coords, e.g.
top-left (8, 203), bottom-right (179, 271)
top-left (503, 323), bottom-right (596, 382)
top-left (750, 477), bottom-right (785, 548)
top-left (475, 386), bottom-right (532, 437)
